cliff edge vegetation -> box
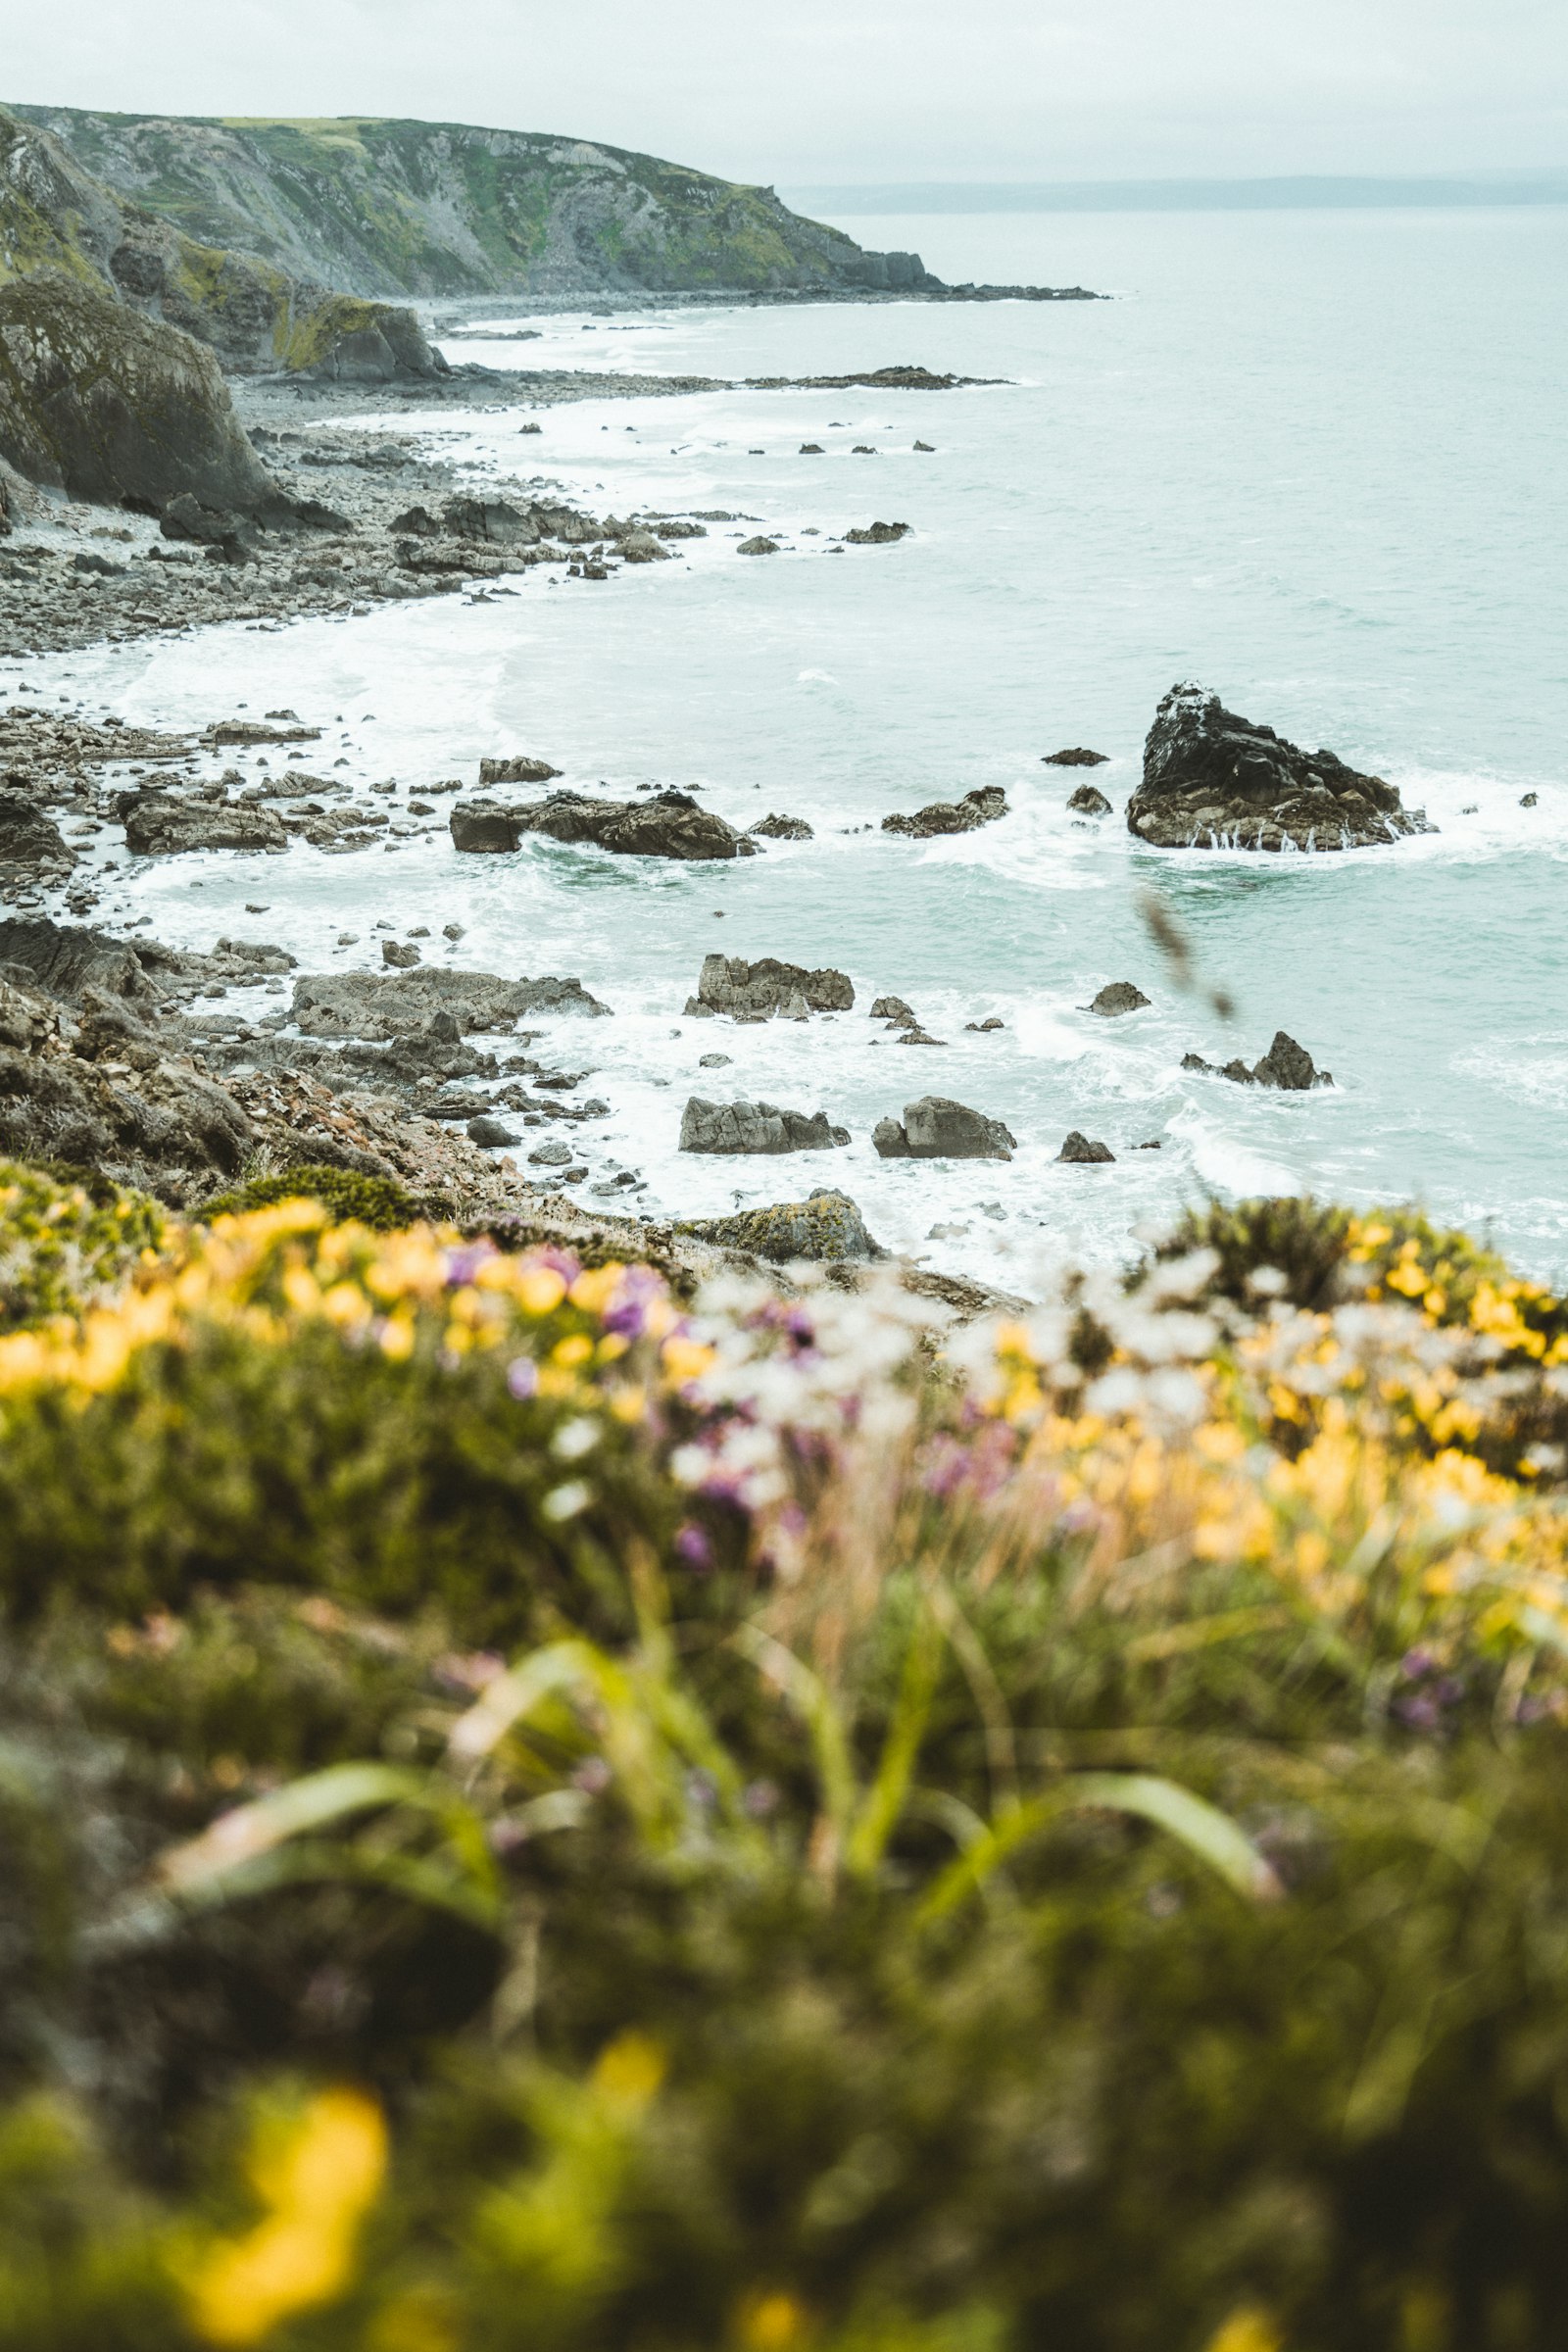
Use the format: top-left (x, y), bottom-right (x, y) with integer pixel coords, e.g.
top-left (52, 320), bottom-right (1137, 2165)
top-left (12, 106), bottom-right (940, 299)
top-left (0, 107), bottom-right (442, 378)
top-left (0, 1168), bottom-right (1566, 2345)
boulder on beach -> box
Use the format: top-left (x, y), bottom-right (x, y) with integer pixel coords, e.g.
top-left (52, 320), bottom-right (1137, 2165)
top-left (1128, 683), bottom-right (1435, 852)
top-left (882, 785), bottom-right (1007, 839)
top-left (1044, 748), bottom-right (1109, 767)
top-left (1183, 1030), bottom-right (1333, 1090)
top-left (1057, 1131), bottom-right (1115, 1162)
top-left (678, 1189), bottom-right (883, 1262)
top-left (1067, 783), bottom-right (1113, 816)
top-left (873, 1096), bottom-right (1016, 1160)
top-left (688, 955), bottom-right (854, 1018)
top-left (123, 795), bottom-right (288, 856)
top-left (479, 755), bottom-right (562, 786)
top-left (679, 1097), bottom-right (850, 1154)
top-left (1087, 982), bottom-right (1151, 1017)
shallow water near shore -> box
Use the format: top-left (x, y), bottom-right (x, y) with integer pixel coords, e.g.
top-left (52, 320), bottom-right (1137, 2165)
top-left (8, 204), bottom-right (1567, 1284)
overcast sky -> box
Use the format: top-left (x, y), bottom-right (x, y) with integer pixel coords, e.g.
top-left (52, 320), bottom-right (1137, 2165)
top-left (7, 0), bottom-right (1566, 183)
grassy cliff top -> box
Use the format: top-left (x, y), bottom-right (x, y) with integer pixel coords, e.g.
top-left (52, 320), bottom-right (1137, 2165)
top-left (7, 103), bottom-right (921, 298)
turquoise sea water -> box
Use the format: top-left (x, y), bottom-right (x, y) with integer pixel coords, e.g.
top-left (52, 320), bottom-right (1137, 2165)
top-left (19, 205), bottom-right (1568, 1285)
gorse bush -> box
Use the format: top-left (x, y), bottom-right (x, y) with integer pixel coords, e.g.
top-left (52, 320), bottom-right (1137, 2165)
top-left (0, 1167), bottom-right (1567, 2347)
top-left (201, 1165), bottom-right (430, 1234)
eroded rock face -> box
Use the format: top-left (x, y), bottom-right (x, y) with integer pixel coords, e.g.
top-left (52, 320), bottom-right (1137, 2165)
top-left (123, 795), bottom-right (288, 856)
top-left (451, 788), bottom-right (758, 863)
top-left (0, 276), bottom-right (287, 515)
top-left (291, 968), bottom-right (609, 1038)
top-left (679, 1097), bottom-right (850, 1153)
top-left (882, 785), bottom-right (1006, 839)
top-left (687, 956), bottom-right (854, 1017)
top-left (0, 789), bottom-right (73, 878)
top-left (1128, 684), bottom-right (1434, 852)
top-left (1183, 1030), bottom-right (1333, 1089)
top-left (677, 1189), bottom-right (882, 1261)
top-left (873, 1097), bottom-right (1016, 1159)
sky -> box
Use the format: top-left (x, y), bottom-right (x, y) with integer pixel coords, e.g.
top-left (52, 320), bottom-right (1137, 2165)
top-left (5, 0), bottom-right (1566, 184)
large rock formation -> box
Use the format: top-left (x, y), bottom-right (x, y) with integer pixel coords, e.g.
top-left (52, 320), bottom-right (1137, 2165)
top-left (1183, 1031), bottom-right (1334, 1090)
top-left (122, 791), bottom-right (289, 856)
top-left (0, 277), bottom-right (290, 514)
top-left (0, 788), bottom-right (74, 879)
top-left (291, 968), bottom-right (609, 1037)
top-left (677, 1189), bottom-right (881, 1261)
top-left (873, 1098), bottom-right (1017, 1160)
top-left (11, 107), bottom-right (950, 302)
top-left (679, 1098), bottom-right (850, 1153)
top-left (686, 955), bottom-right (854, 1017)
top-left (451, 789), bottom-right (758, 862)
top-left (1128, 684), bottom-right (1434, 852)
top-left (0, 108), bottom-right (443, 381)
top-left (882, 786), bottom-right (1007, 840)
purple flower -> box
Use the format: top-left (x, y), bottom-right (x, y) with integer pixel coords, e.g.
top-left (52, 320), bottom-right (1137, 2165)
top-left (442, 1242), bottom-right (495, 1288)
top-left (1400, 1646), bottom-right (1436, 1680)
top-left (674, 1522), bottom-right (713, 1568)
top-left (507, 1356), bottom-right (539, 1400)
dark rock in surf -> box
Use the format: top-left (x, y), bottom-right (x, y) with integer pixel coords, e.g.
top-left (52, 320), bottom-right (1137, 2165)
top-left (679, 1097), bottom-right (850, 1154)
top-left (1183, 1031), bottom-right (1333, 1090)
top-left (677, 1188), bottom-right (882, 1262)
top-left (844, 520), bottom-right (910, 544)
top-left (873, 1097), bottom-right (1016, 1160)
top-left (1044, 748), bottom-right (1109, 767)
top-left (687, 956), bottom-right (854, 1017)
top-left (123, 795), bottom-right (287, 856)
top-left (1087, 982), bottom-right (1150, 1017)
top-left (750, 812), bottom-right (814, 840)
top-left (479, 754), bottom-right (562, 786)
top-left (1128, 683), bottom-right (1435, 851)
top-left (1057, 1131), bottom-right (1115, 1162)
top-left (0, 790), bottom-right (74, 878)
top-left (1067, 783), bottom-right (1113, 815)
top-left (882, 785), bottom-right (1006, 839)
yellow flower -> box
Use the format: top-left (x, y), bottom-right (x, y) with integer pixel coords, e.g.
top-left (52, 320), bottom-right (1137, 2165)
top-left (186, 2088), bottom-right (387, 2345)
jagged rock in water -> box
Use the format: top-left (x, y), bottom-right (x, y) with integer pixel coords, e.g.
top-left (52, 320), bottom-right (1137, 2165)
top-left (750, 813), bottom-right (814, 841)
top-left (873, 1097), bottom-right (1016, 1160)
top-left (292, 969), bottom-right (608, 1039)
top-left (123, 795), bottom-right (288, 856)
top-left (679, 1097), bottom-right (850, 1154)
top-left (479, 755), bottom-right (562, 786)
top-left (618, 530), bottom-right (672, 564)
top-left (1044, 748), bottom-right (1108, 766)
top-left (844, 520), bottom-right (910, 544)
top-left (678, 1189), bottom-right (882, 1262)
top-left (882, 785), bottom-right (1006, 839)
top-left (381, 940), bottom-right (420, 969)
top-left (870, 995), bottom-right (918, 1026)
top-left (1183, 1031), bottom-right (1333, 1090)
top-left (452, 788), bottom-right (757, 863)
top-left (0, 790), bottom-right (73, 878)
top-left (1057, 1131), bottom-right (1115, 1162)
top-left (1128, 683), bottom-right (1435, 852)
top-left (1067, 783), bottom-right (1113, 816)
top-left (688, 955), bottom-right (854, 1017)
top-left (1087, 982), bottom-right (1151, 1017)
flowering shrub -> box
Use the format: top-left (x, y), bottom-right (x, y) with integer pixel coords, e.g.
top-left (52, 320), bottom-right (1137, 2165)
top-left (0, 1169), bottom-right (1565, 2346)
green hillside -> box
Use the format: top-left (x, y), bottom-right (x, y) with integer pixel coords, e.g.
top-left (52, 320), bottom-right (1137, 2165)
top-left (10, 106), bottom-right (937, 298)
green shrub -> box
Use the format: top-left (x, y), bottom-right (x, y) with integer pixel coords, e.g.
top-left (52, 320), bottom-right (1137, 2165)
top-left (0, 1159), bottom-right (163, 1330)
top-left (202, 1165), bottom-right (429, 1233)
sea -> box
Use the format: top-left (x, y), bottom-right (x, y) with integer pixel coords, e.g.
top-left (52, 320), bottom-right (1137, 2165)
top-left (11, 203), bottom-right (1568, 1288)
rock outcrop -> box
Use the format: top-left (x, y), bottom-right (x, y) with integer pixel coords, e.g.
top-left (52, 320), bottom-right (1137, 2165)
top-left (123, 792), bottom-right (288, 856)
top-left (677, 1189), bottom-right (881, 1262)
top-left (882, 786), bottom-right (1006, 840)
top-left (0, 789), bottom-right (74, 879)
top-left (479, 754), bottom-right (562, 785)
top-left (686, 956), bottom-right (854, 1018)
top-left (0, 277), bottom-right (290, 516)
top-left (873, 1097), bottom-right (1016, 1160)
top-left (679, 1098), bottom-right (850, 1154)
top-left (1057, 1131), bottom-right (1114, 1162)
top-left (451, 789), bottom-right (758, 862)
top-left (1128, 684), bottom-right (1434, 852)
top-left (844, 520), bottom-right (910, 544)
top-left (1182, 1031), bottom-right (1333, 1090)
top-left (1087, 982), bottom-right (1150, 1017)
top-left (291, 968), bottom-right (609, 1037)
top-left (1067, 784), bottom-right (1112, 816)
top-left (750, 813), bottom-right (814, 841)
top-left (1044, 748), bottom-right (1108, 766)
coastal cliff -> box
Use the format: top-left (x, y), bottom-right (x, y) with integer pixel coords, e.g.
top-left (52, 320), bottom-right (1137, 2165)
top-left (11, 105), bottom-right (939, 299)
